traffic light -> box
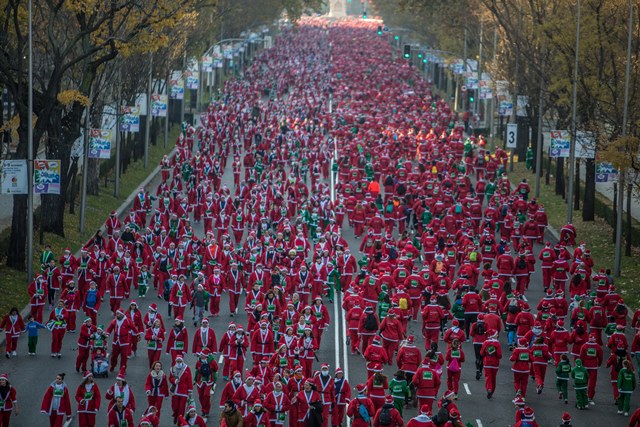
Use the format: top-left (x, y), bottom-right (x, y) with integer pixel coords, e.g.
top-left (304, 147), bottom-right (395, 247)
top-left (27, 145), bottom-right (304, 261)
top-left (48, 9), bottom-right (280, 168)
top-left (377, 26), bottom-right (383, 35)
top-left (469, 93), bottom-right (475, 103)
top-left (394, 35), bottom-right (399, 41)
top-left (403, 45), bottom-right (411, 59)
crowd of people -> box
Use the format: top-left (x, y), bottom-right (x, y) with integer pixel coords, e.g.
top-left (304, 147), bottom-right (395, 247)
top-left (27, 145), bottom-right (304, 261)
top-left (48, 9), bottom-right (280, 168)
top-left (1, 16), bottom-right (640, 427)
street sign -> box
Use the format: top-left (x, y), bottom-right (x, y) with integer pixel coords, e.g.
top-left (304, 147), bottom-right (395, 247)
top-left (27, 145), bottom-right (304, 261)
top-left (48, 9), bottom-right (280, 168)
top-left (506, 123), bottom-right (518, 149)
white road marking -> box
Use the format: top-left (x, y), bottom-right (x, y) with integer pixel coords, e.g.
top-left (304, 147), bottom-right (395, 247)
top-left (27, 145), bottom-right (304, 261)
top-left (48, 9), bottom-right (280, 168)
top-left (218, 354), bottom-right (224, 364)
top-left (334, 283), bottom-right (341, 370)
top-left (340, 290), bottom-right (351, 427)
top-left (476, 419), bottom-right (483, 427)
top-left (464, 383), bottom-right (471, 395)
top-left (522, 294), bottom-right (528, 302)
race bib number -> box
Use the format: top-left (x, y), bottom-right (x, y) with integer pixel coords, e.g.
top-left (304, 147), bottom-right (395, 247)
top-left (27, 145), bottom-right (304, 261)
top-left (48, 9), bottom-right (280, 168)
top-left (518, 352), bottom-right (529, 361)
top-left (422, 371), bottom-right (433, 380)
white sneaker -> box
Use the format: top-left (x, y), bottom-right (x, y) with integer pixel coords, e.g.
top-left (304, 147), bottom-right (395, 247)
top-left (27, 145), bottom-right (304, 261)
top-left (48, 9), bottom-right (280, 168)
top-left (589, 400), bottom-right (595, 406)
top-left (618, 410), bottom-right (624, 414)
top-left (625, 412), bottom-right (629, 416)
top-left (11, 351), bottom-right (16, 356)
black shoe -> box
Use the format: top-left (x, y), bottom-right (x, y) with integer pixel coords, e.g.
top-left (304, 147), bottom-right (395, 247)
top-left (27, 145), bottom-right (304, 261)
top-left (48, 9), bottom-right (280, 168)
top-left (475, 371), bottom-right (481, 380)
top-left (5, 353), bottom-right (9, 359)
top-left (487, 390), bottom-right (493, 399)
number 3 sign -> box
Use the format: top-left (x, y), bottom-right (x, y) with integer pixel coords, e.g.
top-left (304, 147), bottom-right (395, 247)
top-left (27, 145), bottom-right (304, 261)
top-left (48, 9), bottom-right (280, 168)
top-left (506, 123), bottom-right (518, 149)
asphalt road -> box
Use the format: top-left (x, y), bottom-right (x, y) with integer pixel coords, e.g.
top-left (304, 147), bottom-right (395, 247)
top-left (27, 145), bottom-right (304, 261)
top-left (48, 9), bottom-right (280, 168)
top-left (1, 31), bottom-right (637, 427)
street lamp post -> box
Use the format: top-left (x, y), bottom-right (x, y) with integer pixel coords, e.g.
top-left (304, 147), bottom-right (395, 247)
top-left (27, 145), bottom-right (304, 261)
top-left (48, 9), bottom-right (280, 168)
top-left (615, 0), bottom-right (633, 277)
top-left (144, 52), bottom-right (153, 169)
top-left (27, 0), bottom-right (34, 280)
top-left (567, 0), bottom-right (581, 223)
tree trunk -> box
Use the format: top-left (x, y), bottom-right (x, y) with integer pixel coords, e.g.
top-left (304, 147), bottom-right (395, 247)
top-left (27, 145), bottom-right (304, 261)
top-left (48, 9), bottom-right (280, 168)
top-left (574, 159), bottom-right (580, 211)
top-left (582, 158), bottom-right (595, 221)
top-left (626, 184), bottom-right (632, 256)
top-left (555, 157), bottom-right (565, 198)
top-left (87, 157), bottom-right (101, 195)
top-left (7, 194), bottom-right (27, 269)
top-left (612, 183), bottom-right (618, 244)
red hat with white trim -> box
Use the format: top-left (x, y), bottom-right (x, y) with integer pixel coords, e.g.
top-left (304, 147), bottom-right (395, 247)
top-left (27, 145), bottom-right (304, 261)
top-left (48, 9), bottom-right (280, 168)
top-left (116, 369), bottom-right (126, 381)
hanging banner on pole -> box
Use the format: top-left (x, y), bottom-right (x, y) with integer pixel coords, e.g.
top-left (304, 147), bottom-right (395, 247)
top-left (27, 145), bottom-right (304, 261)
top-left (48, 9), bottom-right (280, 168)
top-left (516, 96), bottom-right (529, 117)
top-left (549, 130), bottom-right (570, 158)
top-left (506, 123), bottom-right (518, 148)
top-left (202, 56), bottom-right (213, 72)
top-left (34, 160), bottom-right (61, 194)
top-left (120, 106), bottom-right (140, 132)
top-left (88, 129), bottom-right (112, 159)
top-left (185, 71), bottom-right (199, 90)
top-left (150, 94), bottom-right (168, 117)
top-left (465, 72), bottom-right (478, 89)
top-left (479, 80), bottom-right (493, 99)
top-left (0, 160), bottom-right (28, 194)
top-left (596, 162), bottom-right (619, 182)
top-left (170, 76), bottom-right (184, 99)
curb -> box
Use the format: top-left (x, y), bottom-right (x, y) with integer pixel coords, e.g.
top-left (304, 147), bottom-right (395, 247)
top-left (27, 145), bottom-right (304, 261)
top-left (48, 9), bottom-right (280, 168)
top-left (3, 147), bottom-right (177, 349)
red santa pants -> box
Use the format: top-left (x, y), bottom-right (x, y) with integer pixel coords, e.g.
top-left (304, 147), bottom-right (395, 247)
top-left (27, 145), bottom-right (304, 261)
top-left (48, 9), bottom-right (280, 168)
top-left (109, 298), bottom-right (123, 314)
top-left (51, 329), bottom-right (66, 354)
top-left (320, 404), bottom-right (330, 427)
top-left (31, 305), bottom-right (44, 323)
top-left (513, 371), bottom-right (529, 396)
top-left (110, 344), bottom-right (129, 371)
top-left (209, 296), bottom-right (220, 316)
top-left (541, 267), bottom-right (552, 289)
top-left (532, 364), bottom-right (547, 387)
top-left (172, 395), bottom-right (188, 420)
top-left (360, 334), bottom-right (374, 354)
top-left (416, 396), bottom-right (435, 414)
top-left (0, 410), bottom-right (12, 427)
top-left (147, 395), bottom-right (164, 413)
top-left (300, 357), bottom-right (314, 378)
top-left (587, 369), bottom-right (598, 400)
top-left (197, 383), bottom-right (213, 415)
top-left (172, 305), bottom-right (186, 320)
top-left (484, 368), bottom-right (498, 393)
top-left (76, 346), bottom-right (90, 371)
top-left (49, 411), bottom-right (64, 427)
top-left (331, 404), bottom-right (346, 427)
top-left (423, 328), bottom-right (439, 350)
top-left (77, 412), bottom-right (96, 427)
top-left (348, 329), bottom-right (360, 353)
top-left (4, 334), bottom-right (17, 354)
top-left (147, 349), bottom-right (162, 369)
top-left (382, 339), bottom-right (399, 364)
top-left (228, 292), bottom-right (240, 314)
top-left (447, 370), bottom-right (461, 394)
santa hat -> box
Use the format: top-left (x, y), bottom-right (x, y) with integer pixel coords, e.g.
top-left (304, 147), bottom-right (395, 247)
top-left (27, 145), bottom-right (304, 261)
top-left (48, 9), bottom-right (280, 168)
top-left (187, 405), bottom-right (197, 413)
top-left (253, 400), bottom-right (262, 407)
top-left (83, 371), bottom-right (93, 380)
top-left (444, 389), bottom-right (455, 399)
top-left (148, 303), bottom-right (158, 311)
top-left (522, 406), bottom-right (535, 419)
top-left (321, 363), bottom-right (330, 369)
top-left (512, 396), bottom-right (525, 406)
top-left (335, 367), bottom-right (344, 375)
top-left (232, 371), bottom-right (242, 378)
top-left (175, 316), bottom-right (184, 323)
top-left (115, 309), bottom-right (125, 316)
top-left (116, 369), bottom-right (126, 381)
top-left (175, 353), bottom-right (184, 361)
top-left (406, 335), bottom-right (415, 344)
top-left (420, 404), bottom-right (431, 415)
top-left (200, 348), bottom-right (211, 356)
top-left (561, 412), bottom-right (572, 422)
top-left (372, 363), bottom-right (383, 372)
top-left (139, 418), bottom-right (152, 426)
top-left (385, 395), bottom-right (394, 404)
top-left (0, 374), bottom-right (8, 381)
top-left (356, 384), bottom-right (367, 393)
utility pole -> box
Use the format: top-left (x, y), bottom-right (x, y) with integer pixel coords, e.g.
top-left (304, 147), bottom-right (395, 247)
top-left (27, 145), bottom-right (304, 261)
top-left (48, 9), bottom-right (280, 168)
top-left (489, 29), bottom-right (497, 149)
top-left (476, 20), bottom-right (483, 119)
top-left (144, 52), bottom-right (153, 169)
top-left (114, 69), bottom-right (122, 198)
top-left (27, 0), bottom-right (34, 280)
top-left (615, 0), bottom-right (633, 277)
top-left (164, 71), bottom-right (170, 148)
top-left (567, 0), bottom-right (581, 223)
top-left (180, 52), bottom-right (186, 124)
top-left (79, 84), bottom-right (93, 233)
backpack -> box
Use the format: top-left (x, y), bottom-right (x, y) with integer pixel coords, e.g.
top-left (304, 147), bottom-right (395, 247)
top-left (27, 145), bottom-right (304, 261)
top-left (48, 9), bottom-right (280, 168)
top-left (592, 308), bottom-right (605, 328)
top-left (469, 251), bottom-right (477, 262)
top-left (433, 405), bottom-right (450, 426)
top-left (399, 297), bottom-right (409, 310)
top-left (475, 321), bottom-right (485, 336)
top-left (199, 360), bottom-right (211, 379)
top-left (508, 299), bottom-right (520, 314)
top-left (358, 402), bottom-right (371, 422)
top-left (388, 247), bottom-right (398, 260)
top-left (163, 280), bottom-right (172, 301)
top-left (86, 290), bottom-right (97, 308)
top-left (364, 314), bottom-right (377, 331)
top-left (379, 406), bottom-right (392, 426)
top-left (448, 357), bottom-right (461, 373)
top-left (517, 258), bottom-right (527, 269)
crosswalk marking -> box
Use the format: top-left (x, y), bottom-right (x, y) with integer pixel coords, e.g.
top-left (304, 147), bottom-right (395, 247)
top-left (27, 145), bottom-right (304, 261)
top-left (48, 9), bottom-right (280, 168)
top-left (464, 383), bottom-right (471, 395)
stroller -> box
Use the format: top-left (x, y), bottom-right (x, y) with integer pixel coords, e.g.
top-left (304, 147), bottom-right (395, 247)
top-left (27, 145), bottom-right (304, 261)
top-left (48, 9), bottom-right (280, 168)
top-left (91, 347), bottom-right (109, 378)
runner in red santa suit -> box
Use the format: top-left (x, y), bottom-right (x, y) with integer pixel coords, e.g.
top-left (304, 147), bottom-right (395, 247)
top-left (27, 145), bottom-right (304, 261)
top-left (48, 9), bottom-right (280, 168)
top-left (219, 371), bottom-right (243, 410)
top-left (251, 320), bottom-right (275, 364)
top-left (170, 275), bottom-right (191, 320)
top-left (169, 353), bottom-right (193, 425)
top-left (346, 384), bottom-right (375, 427)
top-left (74, 371), bottom-right (101, 427)
top-left (232, 375), bottom-right (260, 417)
top-left (379, 311), bottom-right (404, 364)
top-left (405, 405), bottom-right (436, 427)
top-left (145, 361), bottom-right (169, 416)
top-left (229, 324), bottom-right (249, 376)
top-left (194, 348), bottom-right (218, 418)
top-left (178, 405), bottom-right (207, 427)
top-left (312, 363), bottom-right (335, 427)
top-left (40, 373), bottom-right (72, 427)
top-left (47, 300), bottom-right (68, 358)
top-left (337, 248), bottom-right (357, 292)
top-left (166, 316), bottom-right (189, 363)
top-left (264, 379), bottom-right (291, 427)
top-left (192, 317), bottom-right (217, 355)
top-left (480, 329), bottom-right (502, 399)
top-left (297, 326), bottom-right (318, 378)
top-left (225, 261), bottom-right (245, 315)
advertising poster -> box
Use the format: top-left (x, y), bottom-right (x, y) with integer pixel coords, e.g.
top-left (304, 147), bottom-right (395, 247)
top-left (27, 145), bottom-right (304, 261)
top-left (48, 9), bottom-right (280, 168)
top-left (34, 160), bottom-right (61, 194)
